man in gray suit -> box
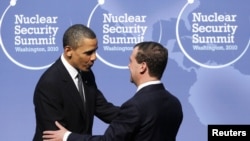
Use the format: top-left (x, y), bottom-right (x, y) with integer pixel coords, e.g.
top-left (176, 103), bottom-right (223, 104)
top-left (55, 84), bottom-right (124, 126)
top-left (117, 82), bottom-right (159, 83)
top-left (43, 41), bottom-right (183, 141)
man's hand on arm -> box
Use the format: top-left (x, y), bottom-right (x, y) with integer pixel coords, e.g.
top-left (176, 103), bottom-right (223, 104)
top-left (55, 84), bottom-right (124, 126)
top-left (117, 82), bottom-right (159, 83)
top-left (43, 121), bottom-right (71, 141)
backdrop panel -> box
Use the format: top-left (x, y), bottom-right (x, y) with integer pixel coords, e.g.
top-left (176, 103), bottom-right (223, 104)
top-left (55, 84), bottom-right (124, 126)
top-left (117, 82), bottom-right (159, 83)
top-left (0, 0), bottom-right (249, 140)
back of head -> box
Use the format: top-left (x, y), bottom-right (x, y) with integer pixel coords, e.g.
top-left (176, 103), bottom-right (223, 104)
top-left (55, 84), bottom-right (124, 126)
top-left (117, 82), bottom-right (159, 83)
top-left (63, 24), bottom-right (96, 49)
top-left (134, 41), bottom-right (168, 79)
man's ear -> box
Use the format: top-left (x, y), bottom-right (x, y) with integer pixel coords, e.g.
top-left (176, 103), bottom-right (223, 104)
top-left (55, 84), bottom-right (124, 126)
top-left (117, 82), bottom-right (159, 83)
top-left (140, 62), bottom-right (147, 74)
top-left (65, 46), bottom-right (72, 58)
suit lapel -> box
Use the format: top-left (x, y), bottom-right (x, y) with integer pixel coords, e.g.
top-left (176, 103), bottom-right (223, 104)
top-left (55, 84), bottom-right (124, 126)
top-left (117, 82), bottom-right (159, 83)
top-left (57, 59), bottom-right (86, 114)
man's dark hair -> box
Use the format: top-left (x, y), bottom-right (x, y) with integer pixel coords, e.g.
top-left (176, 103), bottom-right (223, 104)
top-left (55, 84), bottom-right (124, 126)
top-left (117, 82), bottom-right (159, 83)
top-left (63, 24), bottom-right (96, 48)
top-left (134, 41), bottom-right (168, 79)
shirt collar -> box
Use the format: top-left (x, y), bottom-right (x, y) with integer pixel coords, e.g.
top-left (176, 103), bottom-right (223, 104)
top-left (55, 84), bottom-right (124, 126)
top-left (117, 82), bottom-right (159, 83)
top-left (61, 54), bottom-right (78, 79)
top-left (137, 80), bottom-right (161, 92)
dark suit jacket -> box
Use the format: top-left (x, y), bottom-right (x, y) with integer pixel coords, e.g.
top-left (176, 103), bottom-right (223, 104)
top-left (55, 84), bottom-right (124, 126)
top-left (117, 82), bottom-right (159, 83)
top-left (68, 83), bottom-right (183, 141)
top-left (33, 58), bottom-right (119, 141)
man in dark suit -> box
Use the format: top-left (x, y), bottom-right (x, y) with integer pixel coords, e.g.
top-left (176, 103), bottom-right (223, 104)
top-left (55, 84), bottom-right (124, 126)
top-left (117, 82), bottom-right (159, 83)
top-left (43, 41), bottom-right (183, 141)
top-left (33, 24), bottom-right (120, 141)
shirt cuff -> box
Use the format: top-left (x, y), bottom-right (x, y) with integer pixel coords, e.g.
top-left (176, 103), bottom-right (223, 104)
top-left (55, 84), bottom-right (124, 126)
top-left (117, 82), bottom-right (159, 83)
top-left (63, 131), bottom-right (71, 141)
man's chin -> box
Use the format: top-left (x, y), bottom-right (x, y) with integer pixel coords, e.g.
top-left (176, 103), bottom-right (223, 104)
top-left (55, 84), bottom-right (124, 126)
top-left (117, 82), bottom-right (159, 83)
top-left (81, 65), bottom-right (93, 72)
top-left (80, 67), bottom-right (90, 72)
top-left (82, 69), bottom-right (90, 72)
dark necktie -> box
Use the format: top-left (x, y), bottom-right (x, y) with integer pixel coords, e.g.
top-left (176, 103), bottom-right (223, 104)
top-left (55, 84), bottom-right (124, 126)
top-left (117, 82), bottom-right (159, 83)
top-left (77, 72), bottom-right (86, 104)
top-left (77, 72), bottom-right (89, 130)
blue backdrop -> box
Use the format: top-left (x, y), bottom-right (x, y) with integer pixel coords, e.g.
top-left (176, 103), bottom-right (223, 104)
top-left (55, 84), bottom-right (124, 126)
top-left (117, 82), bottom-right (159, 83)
top-left (1, 0), bottom-right (250, 140)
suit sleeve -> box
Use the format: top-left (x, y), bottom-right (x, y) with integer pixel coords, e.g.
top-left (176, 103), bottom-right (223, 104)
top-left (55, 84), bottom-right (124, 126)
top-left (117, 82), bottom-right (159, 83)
top-left (94, 89), bottom-right (120, 123)
top-left (82, 69), bottom-right (120, 123)
top-left (68, 100), bottom-right (141, 141)
top-left (33, 75), bottom-right (65, 131)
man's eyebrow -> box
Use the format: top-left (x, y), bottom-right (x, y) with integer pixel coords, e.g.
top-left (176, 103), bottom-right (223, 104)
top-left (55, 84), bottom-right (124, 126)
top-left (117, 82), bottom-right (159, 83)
top-left (84, 47), bottom-right (98, 54)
